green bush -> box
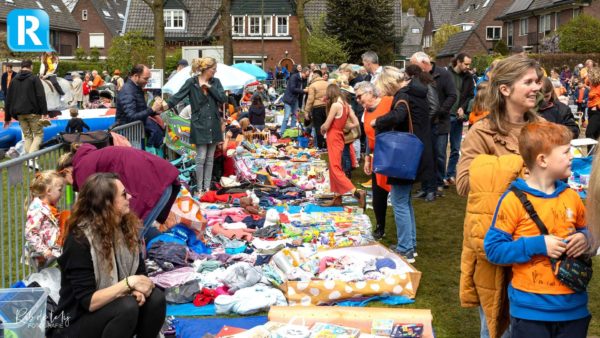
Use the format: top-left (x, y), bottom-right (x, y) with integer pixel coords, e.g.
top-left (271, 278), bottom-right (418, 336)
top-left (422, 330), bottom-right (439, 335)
top-left (165, 48), bottom-right (183, 77)
top-left (89, 48), bottom-right (100, 62)
top-left (74, 47), bottom-right (87, 61)
top-left (32, 60), bottom-right (108, 77)
top-left (558, 14), bottom-right (600, 53)
top-left (471, 54), bottom-right (503, 76)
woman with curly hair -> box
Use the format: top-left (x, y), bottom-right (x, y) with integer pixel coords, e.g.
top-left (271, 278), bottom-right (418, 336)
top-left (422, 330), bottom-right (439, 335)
top-left (162, 57), bottom-right (227, 195)
top-left (50, 173), bottom-right (165, 338)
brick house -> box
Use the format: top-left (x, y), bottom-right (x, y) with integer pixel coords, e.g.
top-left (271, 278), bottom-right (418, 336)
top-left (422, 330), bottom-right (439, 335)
top-left (422, 0), bottom-right (458, 53)
top-left (435, 0), bottom-right (514, 66)
top-left (0, 0), bottom-right (80, 56)
top-left (497, 0), bottom-right (600, 53)
top-left (71, 0), bottom-right (128, 56)
top-left (124, 0), bottom-right (221, 54)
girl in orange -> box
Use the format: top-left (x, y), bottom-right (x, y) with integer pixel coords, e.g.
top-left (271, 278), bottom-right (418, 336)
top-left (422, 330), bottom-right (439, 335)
top-left (468, 82), bottom-right (490, 127)
top-left (320, 84), bottom-right (366, 208)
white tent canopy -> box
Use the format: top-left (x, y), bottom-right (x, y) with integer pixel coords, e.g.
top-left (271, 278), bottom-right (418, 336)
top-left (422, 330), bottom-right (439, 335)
top-left (162, 63), bottom-right (256, 95)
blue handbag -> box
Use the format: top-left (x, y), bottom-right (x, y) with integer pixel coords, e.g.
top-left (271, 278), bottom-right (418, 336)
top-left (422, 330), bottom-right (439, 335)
top-left (373, 100), bottom-right (424, 180)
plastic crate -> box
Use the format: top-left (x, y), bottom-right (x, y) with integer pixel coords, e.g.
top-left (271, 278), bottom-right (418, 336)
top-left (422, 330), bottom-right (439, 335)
top-left (0, 287), bottom-right (48, 338)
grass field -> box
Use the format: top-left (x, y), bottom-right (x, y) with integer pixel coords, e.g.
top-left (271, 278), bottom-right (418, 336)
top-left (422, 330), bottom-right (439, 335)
top-left (347, 165), bottom-right (600, 337)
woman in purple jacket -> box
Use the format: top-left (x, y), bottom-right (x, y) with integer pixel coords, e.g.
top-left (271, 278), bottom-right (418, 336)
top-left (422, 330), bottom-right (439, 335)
top-left (57, 143), bottom-right (180, 242)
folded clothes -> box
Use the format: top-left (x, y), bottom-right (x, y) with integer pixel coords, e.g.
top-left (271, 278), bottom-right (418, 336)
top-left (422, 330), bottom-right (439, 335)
top-left (214, 283), bottom-right (287, 315)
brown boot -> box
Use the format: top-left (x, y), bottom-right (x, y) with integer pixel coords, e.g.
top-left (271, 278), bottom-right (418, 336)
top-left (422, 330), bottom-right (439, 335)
top-left (321, 195), bottom-right (343, 207)
top-left (354, 189), bottom-right (366, 210)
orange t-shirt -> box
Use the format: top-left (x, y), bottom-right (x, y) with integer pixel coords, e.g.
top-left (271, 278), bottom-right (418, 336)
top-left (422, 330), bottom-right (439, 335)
top-left (363, 96), bottom-right (394, 191)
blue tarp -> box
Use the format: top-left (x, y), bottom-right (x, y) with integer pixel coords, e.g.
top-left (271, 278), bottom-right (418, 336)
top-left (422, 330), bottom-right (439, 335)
top-left (174, 315), bottom-right (268, 338)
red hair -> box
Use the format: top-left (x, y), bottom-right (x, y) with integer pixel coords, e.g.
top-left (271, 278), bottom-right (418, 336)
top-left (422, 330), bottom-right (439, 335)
top-left (518, 121), bottom-right (572, 169)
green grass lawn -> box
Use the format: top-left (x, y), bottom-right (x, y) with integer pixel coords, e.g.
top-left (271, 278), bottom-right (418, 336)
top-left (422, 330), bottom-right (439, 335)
top-left (348, 165), bottom-right (600, 337)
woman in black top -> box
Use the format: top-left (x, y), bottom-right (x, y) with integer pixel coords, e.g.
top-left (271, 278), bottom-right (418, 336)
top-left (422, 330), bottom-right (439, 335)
top-left (248, 95), bottom-right (266, 130)
top-left (51, 173), bottom-right (165, 338)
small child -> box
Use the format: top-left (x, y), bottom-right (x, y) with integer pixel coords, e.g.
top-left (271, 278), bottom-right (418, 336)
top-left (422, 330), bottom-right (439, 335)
top-left (573, 80), bottom-right (589, 125)
top-left (65, 108), bottom-right (90, 133)
top-left (25, 171), bottom-right (65, 266)
top-left (484, 121), bottom-right (591, 338)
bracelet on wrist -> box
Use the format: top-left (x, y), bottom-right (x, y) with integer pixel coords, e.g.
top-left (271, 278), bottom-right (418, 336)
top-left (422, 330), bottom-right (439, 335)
top-left (124, 277), bottom-right (134, 293)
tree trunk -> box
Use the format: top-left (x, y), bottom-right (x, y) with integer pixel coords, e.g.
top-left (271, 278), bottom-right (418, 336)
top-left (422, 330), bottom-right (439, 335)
top-left (220, 0), bottom-right (233, 65)
top-left (142, 0), bottom-right (165, 69)
top-left (296, 0), bottom-right (310, 66)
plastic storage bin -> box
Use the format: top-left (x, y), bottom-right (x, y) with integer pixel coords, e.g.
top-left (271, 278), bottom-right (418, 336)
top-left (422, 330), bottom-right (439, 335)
top-left (0, 287), bottom-right (48, 338)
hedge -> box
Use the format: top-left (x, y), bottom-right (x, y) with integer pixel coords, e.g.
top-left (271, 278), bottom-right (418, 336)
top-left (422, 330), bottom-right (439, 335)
top-left (31, 60), bottom-right (108, 77)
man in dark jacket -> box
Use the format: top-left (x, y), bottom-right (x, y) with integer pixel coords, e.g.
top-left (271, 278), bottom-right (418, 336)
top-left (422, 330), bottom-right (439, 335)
top-left (1, 64), bottom-right (14, 101)
top-left (445, 53), bottom-right (474, 186)
top-left (410, 52), bottom-right (457, 201)
top-left (281, 66), bottom-right (308, 133)
top-left (115, 64), bottom-right (163, 125)
top-left (3, 59), bottom-right (48, 153)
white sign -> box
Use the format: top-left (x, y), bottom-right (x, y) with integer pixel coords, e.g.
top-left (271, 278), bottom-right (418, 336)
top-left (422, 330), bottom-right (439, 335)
top-left (145, 69), bottom-right (163, 90)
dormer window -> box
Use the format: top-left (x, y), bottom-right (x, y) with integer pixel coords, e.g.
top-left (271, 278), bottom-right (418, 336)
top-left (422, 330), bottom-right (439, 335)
top-left (164, 9), bottom-right (185, 30)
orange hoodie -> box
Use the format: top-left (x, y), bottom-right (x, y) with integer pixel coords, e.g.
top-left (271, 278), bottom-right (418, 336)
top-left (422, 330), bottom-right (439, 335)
top-left (587, 84), bottom-right (600, 109)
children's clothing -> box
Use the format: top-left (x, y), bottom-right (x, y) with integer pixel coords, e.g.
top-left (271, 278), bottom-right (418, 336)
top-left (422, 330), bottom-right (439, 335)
top-left (25, 197), bottom-right (62, 260)
top-left (65, 117), bottom-right (90, 133)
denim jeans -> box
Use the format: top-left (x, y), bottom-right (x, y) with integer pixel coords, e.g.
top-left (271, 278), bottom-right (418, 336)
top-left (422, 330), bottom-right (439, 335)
top-left (479, 306), bottom-right (511, 338)
top-left (142, 185), bottom-right (173, 242)
top-left (432, 124), bottom-right (449, 188)
top-left (196, 143), bottom-right (218, 191)
top-left (390, 184), bottom-right (416, 253)
top-left (281, 101), bottom-right (299, 133)
top-left (446, 117), bottom-right (464, 179)
top-left (342, 144), bottom-right (352, 173)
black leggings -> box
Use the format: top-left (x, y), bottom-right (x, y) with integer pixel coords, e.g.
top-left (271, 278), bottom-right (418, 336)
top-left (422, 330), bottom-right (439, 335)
top-left (372, 171), bottom-right (388, 229)
top-left (64, 288), bottom-right (165, 338)
top-left (586, 110), bottom-right (600, 142)
top-left (46, 75), bottom-right (65, 96)
top-left (311, 106), bottom-right (327, 149)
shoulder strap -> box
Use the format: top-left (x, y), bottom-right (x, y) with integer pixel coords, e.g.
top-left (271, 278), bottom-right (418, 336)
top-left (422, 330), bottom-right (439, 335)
top-left (393, 99), bottom-right (414, 134)
top-left (509, 186), bottom-right (549, 235)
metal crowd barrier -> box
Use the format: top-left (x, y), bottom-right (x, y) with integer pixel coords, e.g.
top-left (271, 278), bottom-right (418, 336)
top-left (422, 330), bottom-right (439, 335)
top-left (0, 120), bottom-right (145, 287)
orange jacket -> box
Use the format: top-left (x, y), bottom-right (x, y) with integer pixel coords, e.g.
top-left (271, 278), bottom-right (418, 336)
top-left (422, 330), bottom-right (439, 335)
top-left (587, 84), bottom-right (600, 108)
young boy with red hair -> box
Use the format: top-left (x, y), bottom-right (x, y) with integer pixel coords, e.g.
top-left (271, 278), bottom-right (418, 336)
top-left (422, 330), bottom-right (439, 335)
top-left (484, 121), bottom-right (591, 338)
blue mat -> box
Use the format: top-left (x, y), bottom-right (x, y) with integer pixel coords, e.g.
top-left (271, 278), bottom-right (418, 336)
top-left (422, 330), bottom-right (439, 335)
top-left (166, 303), bottom-right (215, 317)
top-left (174, 316), bottom-right (268, 338)
top-left (274, 204), bottom-right (344, 214)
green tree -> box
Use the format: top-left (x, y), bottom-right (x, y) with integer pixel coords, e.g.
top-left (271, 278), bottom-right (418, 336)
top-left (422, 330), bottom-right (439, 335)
top-left (89, 48), bottom-right (100, 62)
top-left (493, 40), bottom-right (509, 56)
top-left (307, 15), bottom-right (349, 65)
top-left (107, 31), bottom-right (154, 74)
top-left (325, 0), bottom-right (397, 64)
top-left (74, 47), bottom-right (87, 61)
top-left (558, 14), bottom-right (600, 53)
top-left (430, 24), bottom-right (461, 58)
top-left (141, 0), bottom-right (165, 68)
top-left (402, 0), bottom-right (429, 17)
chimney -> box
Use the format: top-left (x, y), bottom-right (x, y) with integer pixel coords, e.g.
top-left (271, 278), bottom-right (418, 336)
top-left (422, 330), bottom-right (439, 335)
top-left (407, 8), bottom-right (415, 16)
top-left (457, 0), bottom-right (465, 9)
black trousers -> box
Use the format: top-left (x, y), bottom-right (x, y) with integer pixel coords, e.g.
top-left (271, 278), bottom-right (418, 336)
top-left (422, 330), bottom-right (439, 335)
top-left (56, 288), bottom-right (166, 338)
top-left (46, 75), bottom-right (65, 96)
top-left (585, 110), bottom-right (600, 141)
top-left (372, 171), bottom-right (388, 230)
top-left (510, 315), bottom-right (590, 338)
top-left (311, 106), bottom-right (327, 149)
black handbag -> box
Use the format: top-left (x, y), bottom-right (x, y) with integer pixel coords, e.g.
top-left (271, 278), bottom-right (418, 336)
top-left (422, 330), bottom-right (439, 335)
top-left (509, 186), bottom-right (592, 293)
top-left (58, 130), bottom-right (113, 150)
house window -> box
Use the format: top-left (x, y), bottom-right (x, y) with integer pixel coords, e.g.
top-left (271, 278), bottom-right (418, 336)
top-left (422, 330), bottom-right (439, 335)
top-left (276, 16), bottom-right (289, 36)
top-left (507, 22), bottom-right (513, 46)
top-left (89, 33), bottom-right (105, 48)
top-left (263, 16), bottom-right (272, 36)
top-left (486, 26), bottom-right (501, 40)
top-left (483, 0), bottom-right (490, 7)
top-left (102, 10), bottom-right (111, 17)
top-left (411, 28), bottom-right (420, 34)
top-left (519, 18), bottom-right (528, 36)
top-left (462, 24), bottom-right (473, 31)
top-left (232, 16), bottom-right (245, 35)
top-left (249, 16), bottom-right (261, 36)
top-left (117, 13), bottom-right (125, 20)
top-left (164, 9), bottom-right (185, 30)
top-left (539, 14), bottom-right (551, 33)
top-left (573, 8), bottom-right (581, 18)
top-left (51, 5), bottom-right (61, 12)
top-left (82, 9), bottom-right (88, 21)
top-left (423, 35), bottom-right (432, 48)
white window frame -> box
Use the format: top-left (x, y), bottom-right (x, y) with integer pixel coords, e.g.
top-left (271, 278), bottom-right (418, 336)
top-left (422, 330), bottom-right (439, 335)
top-left (486, 26), bottom-right (501, 40)
top-left (89, 33), bottom-right (105, 48)
top-left (483, 0), bottom-right (490, 7)
top-left (555, 12), bottom-right (559, 31)
top-left (262, 16), bottom-right (272, 36)
top-left (423, 35), bottom-right (432, 48)
top-left (462, 24), bottom-right (473, 31)
top-left (411, 28), bottom-right (420, 34)
top-left (102, 9), bottom-right (111, 17)
top-left (51, 5), bottom-right (61, 12)
top-left (117, 12), bottom-right (125, 20)
top-left (573, 8), bottom-right (580, 18)
top-left (276, 16), bottom-right (289, 36)
top-left (539, 14), bottom-right (551, 33)
top-left (232, 15), bottom-right (245, 36)
top-left (507, 21), bottom-right (513, 46)
top-left (82, 9), bottom-right (88, 21)
top-left (248, 16), bottom-right (261, 36)
top-left (519, 18), bottom-right (528, 36)
top-left (164, 9), bottom-right (185, 30)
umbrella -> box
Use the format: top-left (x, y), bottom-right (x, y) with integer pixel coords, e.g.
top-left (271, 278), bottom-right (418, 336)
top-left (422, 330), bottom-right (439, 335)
top-left (232, 63), bottom-right (268, 80)
top-left (162, 63), bottom-right (257, 95)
